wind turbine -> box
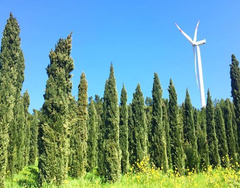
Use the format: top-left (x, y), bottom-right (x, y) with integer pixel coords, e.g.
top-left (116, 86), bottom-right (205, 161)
top-left (175, 21), bottom-right (206, 108)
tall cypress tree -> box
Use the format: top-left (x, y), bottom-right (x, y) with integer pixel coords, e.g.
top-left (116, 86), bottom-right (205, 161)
top-left (215, 104), bottom-right (229, 167)
top-left (132, 84), bottom-right (147, 162)
top-left (98, 80), bottom-right (108, 176)
top-left (70, 72), bottom-right (88, 177)
top-left (38, 33), bottom-right (74, 186)
top-left (150, 73), bottom-right (168, 171)
top-left (230, 102), bottom-right (239, 156)
top-left (15, 96), bottom-right (26, 172)
top-left (128, 103), bottom-right (135, 166)
top-left (103, 64), bottom-right (120, 182)
top-left (168, 79), bottom-right (184, 174)
top-left (183, 90), bottom-right (198, 170)
top-left (230, 54), bottom-right (240, 152)
top-left (198, 108), bottom-right (210, 169)
top-left (206, 90), bottom-right (220, 167)
top-left (223, 99), bottom-right (237, 163)
top-left (162, 99), bottom-right (172, 169)
top-left (23, 90), bottom-right (30, 167)
top-left (87, 99), bottom-right (98, 172)
top-left (0, 13), bottom-right (24, 184)
top-left (119, 85), bottom-right (129, 174)
top-left (29, 109), bottom-right (39, 165)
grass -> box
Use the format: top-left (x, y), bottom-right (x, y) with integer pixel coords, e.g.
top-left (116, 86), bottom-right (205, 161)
top-left (5, 158), bottom-right (240, 188)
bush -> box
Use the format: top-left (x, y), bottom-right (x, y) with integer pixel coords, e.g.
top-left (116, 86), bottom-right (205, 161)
top-left (13, 166), bottom-right (39, 187)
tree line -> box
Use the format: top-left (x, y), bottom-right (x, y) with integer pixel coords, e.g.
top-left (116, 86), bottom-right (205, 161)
top-left (0, 13), bottom-right (240, 187)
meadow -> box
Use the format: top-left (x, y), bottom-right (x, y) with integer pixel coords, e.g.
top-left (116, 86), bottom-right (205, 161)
top-left (6, 157), bottom-right (240, 188)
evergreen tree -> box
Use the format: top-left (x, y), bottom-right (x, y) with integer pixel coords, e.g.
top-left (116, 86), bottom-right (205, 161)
top-left (163, 99), bottom-right (172, 169)
top-left (145, 96), bottom-right (152, 156)
top-left (183, 90), bottom-right (198, 170)
top-left (198, 108), bottom-right (210, 169)
top-left (103, 64), bottom-right (121, 182)
top-left (38, 34), bottom-right (74, 186)
top-left (206, 90), bottom-right (220, 167)
top-left (119, 85), bottom-right (129, 174)
top-left (230, 54), bottom-right (240, 152)
top-left (168, 79), bottom-right (184, 174)
top-left (128, 103), bottom-right (135, 166)
top-left (223, 99), bottom-right (237, 163)
top-left (70, 72), bottom-right (88, 177)
top-left (87, 99), bottom-right (98, 172)
top-left (132, 84), bottom-right (147, 162)
top-left (214, 104), bottom-right (229, 167)
top-left (0, 14), bottom-right (24, 184)
top-left (23, 90), bottom-right (30, 167)
top-left (98, 81), bottom-right (108, 176)
top-left (150, 73), bottom-right (168, 171)
top-left (230, 102), bottom-right (239, 157)
top-left (29, 109), bottom-right (39, 165)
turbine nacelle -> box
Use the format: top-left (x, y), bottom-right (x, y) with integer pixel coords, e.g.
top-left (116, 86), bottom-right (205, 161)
top-left (193, 39), bottom-right (206, 46)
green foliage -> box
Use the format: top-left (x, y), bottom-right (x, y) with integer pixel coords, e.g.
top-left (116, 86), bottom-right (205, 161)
top-left (13, 165), bottom-right (39, 188)
top-left (223, 99), bottom-right (237, 163)
top-left (132, 84), bottom-right (147, 162)
top-left (150, 73), bottom-right (168, 171)
top-left (230, 54), bottom-right (240, 153)
top-left (162, 99), bottom-right (172, 170)
top-left (29, 110), bottom-right (39, 165)
top-left (168, 79), bottom-right (184, 174)
top-left (183, 90), bottom-right (199, 170)
top-left (23, 90), bottom-right (31, 167)
top-left (103, 64), bottom-right (121, 182)
top-left (38, 33), bottom-right (74, 186)
top-left (87, 99), bottom-right (98, 172)
top-left (206, 90), bottom-right (220, 167)
top-left (197, 108), bottom-right (210, 169)
top-left (214, 104), bottom-right (229, 167)
top-left (69, 72), bottom-right (88, 178)
top-left (128, 104), bottom-right (135, 166)
top-left (119, 85), bottom-right (129, 174)
top-left (0, 13), bottom-right (25, 186)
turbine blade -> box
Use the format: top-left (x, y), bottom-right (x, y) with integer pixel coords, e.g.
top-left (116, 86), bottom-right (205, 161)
top-left (193, 46), bottom-right (199, 89)
top-left (193, 21), bottom-right (200, 42)
top-left (175, 23), bottom-right (194, 45)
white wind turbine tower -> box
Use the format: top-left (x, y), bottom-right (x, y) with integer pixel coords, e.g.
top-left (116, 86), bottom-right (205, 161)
top-left (175, 21), bottom-right (206, 108)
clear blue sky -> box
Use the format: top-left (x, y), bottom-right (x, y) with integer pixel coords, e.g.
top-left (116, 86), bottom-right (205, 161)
top-left (1, 1), bottom-right (240, 112)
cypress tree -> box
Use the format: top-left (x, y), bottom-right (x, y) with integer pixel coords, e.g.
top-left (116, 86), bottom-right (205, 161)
top-left (145, 96), bottom-right (152, 156)
top-left (206, 90), bottom-right (220, 167)
top-left (103, 64), bottom-right (121, 182)
top-left (214, 104), bottom-right (229, 167)
top-left (29, 109), bottom-right (39, 165)
top-left (128, 103), bottom-right (135, 166)
top-left (87, 99), bottom-right (98, 172)
top-left (132, 84), bottom-right (147, 162)
top-left (0, 13), bottom-right (24, 183)
top-left (15, 96), bottom-right (26, 172)
top-left (223, 99), bottom-right (237, 163)
top-left (198, 108), bottom-right (210, 169)
top-left (183, 90), bottom-right (198, 170)
top-left (70, 72), bottom-right (88, 177)
top-left (98, 80), bottom-right (108, 176)
top-left (23, 90), bottom-right (31, 167)
top-left (230, 54), bottom-right (240, 152)
top-left (168, 79), bottom-right (184, 174)
top-left (230, 102), bottom-right (239, 157)
top-left (119, 85), bottom-right (129, 174)
top-left (150, 73), bottom-right (168, 171)
top-left (163, 99), bottom-right (172, 169)
top-left (38, 33), bottom-right (74, 186)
